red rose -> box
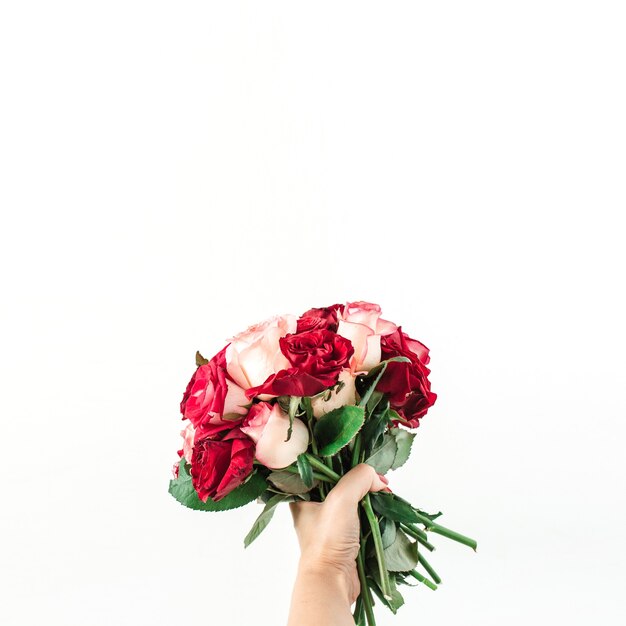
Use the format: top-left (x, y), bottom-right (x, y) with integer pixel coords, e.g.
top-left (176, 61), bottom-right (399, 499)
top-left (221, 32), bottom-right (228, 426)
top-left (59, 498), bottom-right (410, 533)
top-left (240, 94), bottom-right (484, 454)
top-left (245, 329), bottom-right (354, 397)
top-left (296, 304), bottom-right (344, 333)
top-left (190, 428), bottom-right (255, 502)
top-left (376, 327), bottom-right (437, 428)
top-left (180, 346), bottom-right (248, 428)
top-left (245, 367), bottom-right (334, 397)
top-left (281, 330), bottom-right (354, 383)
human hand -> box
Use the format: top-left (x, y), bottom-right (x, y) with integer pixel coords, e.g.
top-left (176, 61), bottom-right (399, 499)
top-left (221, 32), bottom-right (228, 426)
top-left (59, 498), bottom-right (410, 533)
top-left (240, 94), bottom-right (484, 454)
top-left (289, 463), bottom-right (390, 605)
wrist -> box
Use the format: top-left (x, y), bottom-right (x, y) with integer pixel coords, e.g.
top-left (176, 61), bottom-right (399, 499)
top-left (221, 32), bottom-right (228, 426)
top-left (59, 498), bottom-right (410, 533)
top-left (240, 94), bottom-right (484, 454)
top-left (296, 558), bottom-right (353, 605)
top-left (288, 560), bottom-right (356, 626)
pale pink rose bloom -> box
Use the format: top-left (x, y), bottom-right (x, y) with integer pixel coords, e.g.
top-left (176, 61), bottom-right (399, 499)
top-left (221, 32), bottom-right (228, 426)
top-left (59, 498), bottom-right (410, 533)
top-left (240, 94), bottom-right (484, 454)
top-left (222, 379), bottom-right (250, 417)
top-left (337, 301), bottom-right (398, 372)
top-left (240, 402), bottom-right (309, 469)
top-left (225, 314), bottom-right (297, 392)
top-left (180, 422), bottom-right (196, 463)
top-left (311, 369), bottom-right (357, 418)
top-left (343, 301), bottom-right (398, 335)
top-left (337, 319), bottom-right (381, 372)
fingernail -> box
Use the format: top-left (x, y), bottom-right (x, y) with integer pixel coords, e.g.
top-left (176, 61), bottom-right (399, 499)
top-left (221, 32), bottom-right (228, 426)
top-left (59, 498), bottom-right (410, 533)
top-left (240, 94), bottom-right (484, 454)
top-left (383, 486), bottom-right (393, 493)
top-left (377, 473), bottom-right (389, 485)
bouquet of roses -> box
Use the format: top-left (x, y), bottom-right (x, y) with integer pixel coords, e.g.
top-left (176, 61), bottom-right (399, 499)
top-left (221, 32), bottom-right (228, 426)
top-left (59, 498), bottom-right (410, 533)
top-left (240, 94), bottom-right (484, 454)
top-left (169, 301), bottom-right (476, 625)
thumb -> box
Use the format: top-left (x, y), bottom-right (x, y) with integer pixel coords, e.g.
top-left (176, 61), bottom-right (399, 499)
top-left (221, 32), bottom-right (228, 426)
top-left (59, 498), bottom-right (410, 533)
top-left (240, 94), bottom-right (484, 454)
top-left (324, 463), bottom-right (388, 514)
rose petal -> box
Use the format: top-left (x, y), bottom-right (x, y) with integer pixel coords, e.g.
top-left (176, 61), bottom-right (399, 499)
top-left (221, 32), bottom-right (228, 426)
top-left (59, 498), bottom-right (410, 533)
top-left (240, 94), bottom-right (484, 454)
top-left (253, 404), bottom-right (309, 469)
top-left (336, 319), bottom-right (372, 370)
top-left (361, 334), bottom-right (382, 371)
top-left (311, 369), bottom-right (357, 418)
top-left (223, 378), bottom-right (251, 416)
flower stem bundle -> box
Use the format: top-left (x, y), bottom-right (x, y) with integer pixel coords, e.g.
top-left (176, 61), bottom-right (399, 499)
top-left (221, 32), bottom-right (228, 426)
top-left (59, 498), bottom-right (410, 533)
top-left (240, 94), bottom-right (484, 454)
top-left (169, 302), bottom-right (476, 624)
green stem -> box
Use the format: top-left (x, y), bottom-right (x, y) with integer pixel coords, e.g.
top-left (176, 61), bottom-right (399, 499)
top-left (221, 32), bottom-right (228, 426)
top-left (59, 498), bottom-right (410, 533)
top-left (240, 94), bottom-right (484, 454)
top-left (305, 453), bottom-right (341, 482)
top-left (281, 465), bottom-right (335, 484)
top-left (362, 494), bottom-right (392, 600)
top-left (428, 523), bottom-right (477, 551)
top-left (356, 547), bottom-right (376, 626)
top-left (416, 536), bottom-right (436, 552)
top-left (411, 511), bottom-right (477, 550)
top-left (418, 552), bottom-right (442, 585)
top-left (301, 397), bottom-right (319, 456)
top-left (412, 511), bottom-right (436, 527)
top-left (310, 434), bottom-right (318, 456)
top-left (358, 362), bottom-right (390, 408)
top-left (352, 594), bottom-right (365, 626)
top-left (319, 481), bottom-right (327, 500)
top-left (409, 569), bottom-right (438, 590)
top-left (402, 522), bottom-right (428, 541)
top-left (400, 523), bottom-right (435, 551)
top-left (351, 433), bottom-right (362, 467)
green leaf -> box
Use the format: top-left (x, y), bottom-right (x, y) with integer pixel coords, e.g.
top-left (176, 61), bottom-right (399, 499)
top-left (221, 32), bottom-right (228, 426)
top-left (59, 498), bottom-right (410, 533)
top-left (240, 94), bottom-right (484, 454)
top-left (359, 399), bottom-right (390, 454)
top-left (168, 459), bottom-right (268, 512)
top-left (370, 492), bottom-right (420, 525)
top-left (383, 528), bottom-right (418, 572)
top-left (389, 428), bottom-right (416, 470)
top-left (415, 509), bottom-right (443, 522)
top-left (244, 494), bottom-right (286, 548)
top-left (301, 396), bottom-right (315, 421)
top-left (195, 351), bottom-right (209, 366)
top-left (314, 405), bottom-right (365, 456)
top-left (357, 356), bottom-right (411, 408)
top-left (286, 396), bottom-right (301, 442)
top-left (353, 595), bottom-right (366, 626)
top-left (365, 560), bottom-right (406, 614)
top-left (366, 390), bottom-right (385, 415)
top-left (296, 453), bottom-right (314, 488)
top-left (388, 408), bottom-right (402, 422)
top-left (268, 469), bottom-right (317, 494)
top-left (380, 518), bottom-right (398, 549)
top-left (365, 433), bottom-right (398, 474)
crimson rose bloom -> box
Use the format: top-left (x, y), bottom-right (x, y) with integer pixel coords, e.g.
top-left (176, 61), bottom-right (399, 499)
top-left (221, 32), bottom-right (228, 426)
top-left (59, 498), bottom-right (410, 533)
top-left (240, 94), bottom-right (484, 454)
top-left (180, 346), bottom-right (248, 428)
top-left (191, 427), bottom-right (255, 502)
top-left (376, 327), bottom-right (437, 428)
top-left (281, 330), bottom-right (354, 383)
top-left (296, 304), bottom-right (344, 333)
top-left (245, 329), bottom-right (354, 398)
top-left (180, 347), bottom-right (228, 425)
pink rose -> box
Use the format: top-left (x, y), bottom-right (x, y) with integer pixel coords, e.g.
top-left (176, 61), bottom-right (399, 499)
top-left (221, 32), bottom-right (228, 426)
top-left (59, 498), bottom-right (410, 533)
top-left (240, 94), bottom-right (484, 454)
top-left (240, 402), bottom-right (309, 469)
top-left (336, 301), bottom-right (398, 372)
top-left (180, 422), bottom-right (196, 463)
top-left (311, 369), bottom-right (357, 418)
top-left (180, 346), bottom-right (249, 428)
top-left (225, 314), bottom-right (297, 391)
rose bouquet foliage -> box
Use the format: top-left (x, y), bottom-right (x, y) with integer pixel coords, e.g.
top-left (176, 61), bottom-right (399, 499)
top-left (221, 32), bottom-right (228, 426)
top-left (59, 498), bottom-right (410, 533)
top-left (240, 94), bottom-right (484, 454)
top-left (169, 301), bottom-right (476, 625)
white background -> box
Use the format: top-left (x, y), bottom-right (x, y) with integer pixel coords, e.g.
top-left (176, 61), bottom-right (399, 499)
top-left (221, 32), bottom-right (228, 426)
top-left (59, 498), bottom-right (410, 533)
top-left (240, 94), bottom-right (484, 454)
top-left (1, 2), bottom-right (625, 625)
